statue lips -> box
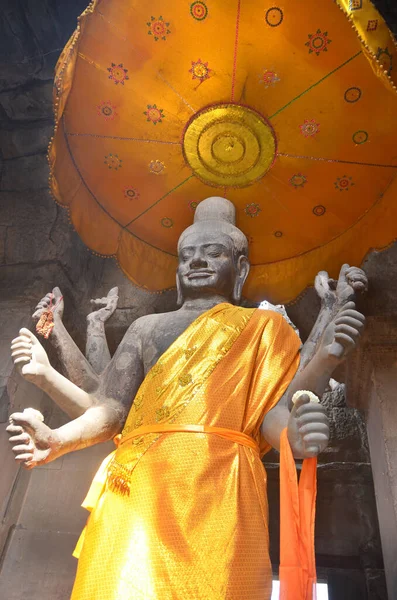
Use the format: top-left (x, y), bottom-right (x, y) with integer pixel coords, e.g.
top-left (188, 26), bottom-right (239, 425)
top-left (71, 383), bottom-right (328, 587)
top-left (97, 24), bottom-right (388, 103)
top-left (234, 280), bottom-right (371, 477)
top-left (187, 270), bottom-right (215, 280)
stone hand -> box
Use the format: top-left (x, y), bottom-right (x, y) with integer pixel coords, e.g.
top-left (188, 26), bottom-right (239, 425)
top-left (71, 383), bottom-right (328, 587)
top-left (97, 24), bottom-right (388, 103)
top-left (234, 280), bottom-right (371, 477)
top-left (6, 410), bottom-right (58, 469)
top-left (320, 301), bottom-right (365, 363)
top-left (335, 264), bottom-right (368, 306)
top-left (287, 394), bottom-right (329, 458)
top-left (314, 264), bottom-right (367, 307)
top-left (314, 270), bottom-right (336, 305)
top-left (32, 287), bottom-right (64, 323)
top-left (11, 328), bottom-right (52, 385)
top-left (87, 286), bottom-right (119, 324)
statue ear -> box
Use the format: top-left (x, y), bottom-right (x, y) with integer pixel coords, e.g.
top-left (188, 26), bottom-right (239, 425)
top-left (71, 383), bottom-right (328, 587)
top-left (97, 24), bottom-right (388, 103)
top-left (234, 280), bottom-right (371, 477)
top-left (176, 271), bottom-right (184, 307)
top-left (232, 255), bottom-right (250, 305)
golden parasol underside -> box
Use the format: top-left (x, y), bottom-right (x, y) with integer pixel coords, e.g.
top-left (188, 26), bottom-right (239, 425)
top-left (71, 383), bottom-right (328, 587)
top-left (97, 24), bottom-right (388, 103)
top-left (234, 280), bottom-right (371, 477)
top-left (49, 0), bottom-right (397, 303)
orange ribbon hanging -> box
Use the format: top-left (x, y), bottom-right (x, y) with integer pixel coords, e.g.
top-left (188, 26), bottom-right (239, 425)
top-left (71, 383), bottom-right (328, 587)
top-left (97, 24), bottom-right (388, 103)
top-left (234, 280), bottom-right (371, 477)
top-left (279, 427), bottom-right (317, 600)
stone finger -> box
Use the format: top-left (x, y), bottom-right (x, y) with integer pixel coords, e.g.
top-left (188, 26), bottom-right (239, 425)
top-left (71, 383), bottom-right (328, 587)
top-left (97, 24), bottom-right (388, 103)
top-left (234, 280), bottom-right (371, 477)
top-left (12, 444), bottom-right (33, 455)
top-left (335, 324), bottom-right (360, 338)
top-left (337, 309), bottom-right (365, 322)
top-left (11, 341), bottom-right (32, 351)
top-left (8, 433), bottom-right (30, 444)
top-left (13, 356), bottom-right (32, 365)
top-left (11, 348), bottom-right (33, 358)
top-left (299, 422), bottom-right (329, 436)
top-left (303, 432), bottom-right (329, 446)
top-left (334, 316), bottom-right (364, 329)
top-left (11, 335), bottom-right (31, 345)
top-left (295, 402), bottom-right (324, 418)
top-left (334, 332), bottom-right (356, 348)
top-left (297, 412), bottom-right (329, 427)
top-left (15, 453), bottom-right (34, 463)
top-left (6, 425), bottom-right (24, 435)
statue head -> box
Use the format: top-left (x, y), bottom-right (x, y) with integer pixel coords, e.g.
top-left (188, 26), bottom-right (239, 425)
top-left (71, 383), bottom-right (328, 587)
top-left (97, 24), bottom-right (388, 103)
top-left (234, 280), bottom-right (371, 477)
top-left (176, 197), bottom-right (250, 306)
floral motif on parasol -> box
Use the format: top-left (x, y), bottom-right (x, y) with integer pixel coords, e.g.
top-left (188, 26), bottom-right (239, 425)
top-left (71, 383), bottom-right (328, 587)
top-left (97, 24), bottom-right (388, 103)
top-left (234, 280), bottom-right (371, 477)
top-left (48, 0), bottom-right (397, 303)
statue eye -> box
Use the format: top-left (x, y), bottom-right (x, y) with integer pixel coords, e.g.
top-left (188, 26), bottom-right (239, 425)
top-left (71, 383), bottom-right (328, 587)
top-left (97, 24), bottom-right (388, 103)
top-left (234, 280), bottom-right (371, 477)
top-left (208, 251), bottom-right (220, 257)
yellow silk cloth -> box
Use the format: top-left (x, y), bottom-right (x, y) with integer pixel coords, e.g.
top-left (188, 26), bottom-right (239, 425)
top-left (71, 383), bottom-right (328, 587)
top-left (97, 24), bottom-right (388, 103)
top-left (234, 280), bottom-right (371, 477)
top-left (71, 304), bottom-right (301, 600)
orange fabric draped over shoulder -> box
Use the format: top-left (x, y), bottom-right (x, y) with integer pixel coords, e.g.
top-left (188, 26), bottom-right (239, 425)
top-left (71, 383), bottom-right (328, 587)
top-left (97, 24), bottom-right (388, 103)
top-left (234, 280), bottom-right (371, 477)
top-left (71, 304), bottom-right (301, 600)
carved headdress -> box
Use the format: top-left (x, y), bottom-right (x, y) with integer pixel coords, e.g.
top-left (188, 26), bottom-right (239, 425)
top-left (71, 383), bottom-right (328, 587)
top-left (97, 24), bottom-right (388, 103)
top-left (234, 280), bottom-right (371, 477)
top-left (178, 197), bottom-right (249, 258)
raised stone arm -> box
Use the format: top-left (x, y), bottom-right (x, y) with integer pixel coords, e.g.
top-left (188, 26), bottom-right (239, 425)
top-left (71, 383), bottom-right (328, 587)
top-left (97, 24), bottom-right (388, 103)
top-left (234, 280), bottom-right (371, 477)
top-left (32, 287), bottom-right (99, 392)
top-left (85, 287), bottom-right (119, 374)
top-left (299, 264), bottom-right (368, 369)
top-left (32, 286), bottom-right (119, 391)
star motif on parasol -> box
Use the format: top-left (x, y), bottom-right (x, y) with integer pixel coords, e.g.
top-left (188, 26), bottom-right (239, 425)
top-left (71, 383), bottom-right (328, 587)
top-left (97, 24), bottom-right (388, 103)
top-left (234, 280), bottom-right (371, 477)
top-left (189, 200), bottom-right (199, 211)
top-left (190, 1), bottom-right (208, 21)
top-left (305, 29), bottom-right (332, 56)
top-left (97, 101), bottom-right (118, 121)
top-left (107, 63), bottom-right (129, 85)
top-left (149, 159), bottom-right (166, 174)
top-left (274, 231), bottom-right (283, 238)
top-left (189, 59), bottom-right (211, 81)
top-left (147, 16), bottom-right (171, 41)
top-left (104, 153), bottom-right (122, 170)
top-left (244, 203), bottom-right (262, 218)
top-left (300, 119), bottom-right (320, 137)
top-left (334, 176), bottom-right (354, 192)
top-left (124, 187), bottom-right (140, 201)
top-left (289, 173), bottom-right (307, 188)
top-left (144, 104), bottom-right (165, 125)
top-left (260, 70), bottom-right (280, 88)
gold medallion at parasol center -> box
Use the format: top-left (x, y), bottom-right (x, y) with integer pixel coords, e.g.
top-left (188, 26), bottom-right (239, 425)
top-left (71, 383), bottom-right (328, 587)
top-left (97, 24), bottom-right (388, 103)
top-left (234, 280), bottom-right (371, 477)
top-left (182, 104), bottom-right (277, 188)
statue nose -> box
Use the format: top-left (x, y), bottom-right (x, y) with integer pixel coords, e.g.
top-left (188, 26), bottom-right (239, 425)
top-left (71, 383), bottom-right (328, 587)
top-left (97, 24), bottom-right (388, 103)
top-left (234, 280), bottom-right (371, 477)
top-left (190, 255), bottom-right (208, 269)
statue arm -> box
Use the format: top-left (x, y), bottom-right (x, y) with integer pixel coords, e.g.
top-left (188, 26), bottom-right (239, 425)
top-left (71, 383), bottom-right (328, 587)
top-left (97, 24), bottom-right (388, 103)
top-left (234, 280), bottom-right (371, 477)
top-left (85, 287), bottom-right (119, 374)
top-left (8, 322), bottom-right (144, 468)
top-left (33, 288), bottom-right (100, 391)
top-left (299, 265), bottom-right (368, 369)
top-left (261, 301), bottom-right (365, 458)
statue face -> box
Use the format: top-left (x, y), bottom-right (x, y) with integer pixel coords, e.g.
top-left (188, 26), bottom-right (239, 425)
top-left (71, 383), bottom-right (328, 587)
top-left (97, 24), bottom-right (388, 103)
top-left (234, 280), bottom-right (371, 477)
top-left (177, 230), bottom-right (237, 300)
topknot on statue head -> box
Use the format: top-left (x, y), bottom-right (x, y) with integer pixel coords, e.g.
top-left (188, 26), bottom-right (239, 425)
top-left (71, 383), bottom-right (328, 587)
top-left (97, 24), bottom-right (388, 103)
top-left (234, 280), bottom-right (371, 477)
top-left (178, 197), bottom-right (249, 260)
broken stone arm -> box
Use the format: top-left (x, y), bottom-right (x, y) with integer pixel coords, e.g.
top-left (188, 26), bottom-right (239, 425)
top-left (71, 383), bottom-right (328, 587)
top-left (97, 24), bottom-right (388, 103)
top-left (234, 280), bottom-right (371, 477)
top-left (299, 264), bottom-right (368, 369)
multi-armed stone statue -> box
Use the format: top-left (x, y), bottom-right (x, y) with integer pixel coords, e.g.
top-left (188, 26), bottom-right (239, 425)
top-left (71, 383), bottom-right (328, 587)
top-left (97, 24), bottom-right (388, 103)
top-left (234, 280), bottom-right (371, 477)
top-left (7, 197), bottom-right (367, 600)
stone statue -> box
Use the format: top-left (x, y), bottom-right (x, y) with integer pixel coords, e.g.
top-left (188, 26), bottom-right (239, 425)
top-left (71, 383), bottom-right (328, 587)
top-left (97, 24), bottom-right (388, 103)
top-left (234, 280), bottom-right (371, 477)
top-left (7, 197), bottom-right (367, 600)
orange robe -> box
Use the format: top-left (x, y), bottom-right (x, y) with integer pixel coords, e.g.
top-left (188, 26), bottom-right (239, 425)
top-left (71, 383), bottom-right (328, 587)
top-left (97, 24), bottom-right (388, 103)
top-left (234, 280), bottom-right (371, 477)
top-left (71, 303), bottom-right (301, 600)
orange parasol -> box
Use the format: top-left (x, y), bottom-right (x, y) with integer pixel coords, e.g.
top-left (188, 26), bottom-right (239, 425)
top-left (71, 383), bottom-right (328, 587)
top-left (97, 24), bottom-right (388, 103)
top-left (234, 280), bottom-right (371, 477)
top-left (49, 0), bottom-right (397, 303)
